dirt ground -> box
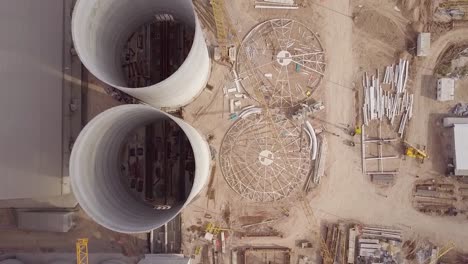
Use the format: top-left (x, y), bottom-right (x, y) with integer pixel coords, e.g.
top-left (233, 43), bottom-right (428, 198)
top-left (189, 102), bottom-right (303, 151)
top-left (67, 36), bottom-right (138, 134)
top-left (3, 0), bottom-right (468, 261)
top-left (182, 0), bottom-right (468, 262)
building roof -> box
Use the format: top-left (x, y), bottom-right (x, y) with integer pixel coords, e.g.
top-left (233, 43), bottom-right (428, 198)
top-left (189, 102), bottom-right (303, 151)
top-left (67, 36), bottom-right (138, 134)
top-left (454, 124), bottom-right (468, 175)
top-left (437, 78), bottom-right (455, 101)
top-left (417, 32), bottom-right (430, 57)
top-left (0, 0), bottom-right (64, 199)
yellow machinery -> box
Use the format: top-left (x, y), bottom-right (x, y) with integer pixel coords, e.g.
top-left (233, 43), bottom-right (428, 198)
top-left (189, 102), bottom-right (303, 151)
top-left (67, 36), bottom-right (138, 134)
top-left (76, 238), bottom-right (89, 264)
top-left (404, 141), bottom-right (428, 162)
top-left (354, 126), bottom-right (362, 135)
top-left (205, 222), bottom-right (222, 235)
top-left (205, 222), bottom-right (231, 235)
top-left (194, 245), bottom-right (202, 255)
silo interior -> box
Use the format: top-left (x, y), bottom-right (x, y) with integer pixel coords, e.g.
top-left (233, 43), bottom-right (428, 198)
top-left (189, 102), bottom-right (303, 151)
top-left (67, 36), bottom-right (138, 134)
top-left (119, 118), bottom-right (195, 208)
top-left (69, 105), bottom-right (210, 233)
top-left (122, 15), bottom-right (195, 88)
top-left (71, 0), bottom-right (198, 89)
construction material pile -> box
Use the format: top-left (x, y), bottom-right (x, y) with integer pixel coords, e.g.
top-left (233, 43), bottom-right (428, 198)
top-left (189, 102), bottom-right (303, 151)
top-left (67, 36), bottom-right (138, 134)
top-left (323, 223), bottom-right (349, 264)
top-left (354, 225), bottom-right (403, 264)
top-left (412, 179), bottom-right (468, 217)
top-left (362, 59), bottom-right (414, 138)
top-left (452, 103), bottom-right (468, 116)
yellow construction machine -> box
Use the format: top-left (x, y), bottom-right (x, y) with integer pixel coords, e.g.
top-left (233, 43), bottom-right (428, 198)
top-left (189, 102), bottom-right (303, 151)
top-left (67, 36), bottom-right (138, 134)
top-left (404, 141), bottom-right (428, 162)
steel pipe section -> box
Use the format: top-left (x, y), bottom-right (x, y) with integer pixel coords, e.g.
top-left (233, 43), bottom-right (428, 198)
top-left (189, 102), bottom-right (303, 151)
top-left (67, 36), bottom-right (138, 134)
top-left (70, 105), bottom-right (210, 233)
top-left (71, 0), bottom-right (210, 108)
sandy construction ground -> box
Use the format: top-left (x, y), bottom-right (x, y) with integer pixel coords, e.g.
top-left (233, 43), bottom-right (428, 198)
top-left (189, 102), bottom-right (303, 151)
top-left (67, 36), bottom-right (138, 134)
top-left (183, 0), bottom-right (468, 261)
top-left (2, 0), bottom-right (468, 260)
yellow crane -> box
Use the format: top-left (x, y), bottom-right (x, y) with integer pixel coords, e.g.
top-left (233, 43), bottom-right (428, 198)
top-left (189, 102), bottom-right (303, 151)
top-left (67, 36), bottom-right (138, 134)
top-left (210, 0), bottom-right (239, 64)
top-left (300, 197), bottom-right (334, 264)
top-left (423, 241), bottom-right (455, 264)
top-left (210, 0), bottom-right (229, 60)
top-left (76, 238), bottom-right (89, 264)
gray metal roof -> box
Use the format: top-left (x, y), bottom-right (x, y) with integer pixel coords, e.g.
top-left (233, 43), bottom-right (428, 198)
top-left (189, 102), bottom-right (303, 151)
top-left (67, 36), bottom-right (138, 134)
top-left (0, 0), bottom-right (64, 199)
top-left (454, 124), bottom-right (468, 175)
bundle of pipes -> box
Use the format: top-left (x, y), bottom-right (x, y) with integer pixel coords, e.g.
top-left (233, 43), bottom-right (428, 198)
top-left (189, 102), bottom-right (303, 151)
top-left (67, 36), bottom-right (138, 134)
top-left (381, 59), bottom-right (409, 93)
top-left (254, 0), bottom-right (299, 9)
top-left (362, 59), bottom-right (414, 137)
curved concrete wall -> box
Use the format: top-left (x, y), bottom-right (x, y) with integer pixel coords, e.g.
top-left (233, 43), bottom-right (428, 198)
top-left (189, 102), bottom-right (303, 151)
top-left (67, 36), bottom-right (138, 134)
top-left (70, 105), bottom-right (211, 233)
top-left (71, 0), bottom-right (210, 108)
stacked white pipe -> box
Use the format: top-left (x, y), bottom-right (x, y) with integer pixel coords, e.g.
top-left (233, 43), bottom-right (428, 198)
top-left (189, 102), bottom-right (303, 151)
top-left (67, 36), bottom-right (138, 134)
top-left (362, 59), bottom-right (414, 138)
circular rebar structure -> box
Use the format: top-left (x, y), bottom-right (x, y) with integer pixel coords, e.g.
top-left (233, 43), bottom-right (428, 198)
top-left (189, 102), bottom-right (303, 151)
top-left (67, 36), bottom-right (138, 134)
top-left (219, 113), bottom-right (312, 202)
top-left (236, 19), bottom-right (326, 108)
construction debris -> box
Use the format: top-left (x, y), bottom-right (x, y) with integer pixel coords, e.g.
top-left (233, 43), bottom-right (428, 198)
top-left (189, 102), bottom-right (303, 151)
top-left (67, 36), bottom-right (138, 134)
top-left (452, 102), bottom-right (468, 116)
top-left (435, 44), bottom-right (468, 79)
top-left (436, 1), bottom-right (467, 20)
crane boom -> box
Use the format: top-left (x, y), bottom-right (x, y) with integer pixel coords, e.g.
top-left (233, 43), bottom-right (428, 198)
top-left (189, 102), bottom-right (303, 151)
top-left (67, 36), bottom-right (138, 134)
top-left (76, 238), bottom-right (89, 264)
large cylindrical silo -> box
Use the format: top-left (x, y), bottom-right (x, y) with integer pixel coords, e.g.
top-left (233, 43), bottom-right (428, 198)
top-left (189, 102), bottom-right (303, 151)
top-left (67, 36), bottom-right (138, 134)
top-left (71, 0), bottom-right (210, 108)
top-left (70, 105), bottom-right (211, 233)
